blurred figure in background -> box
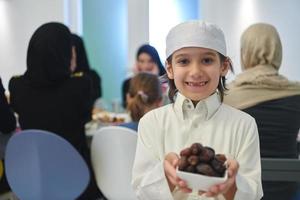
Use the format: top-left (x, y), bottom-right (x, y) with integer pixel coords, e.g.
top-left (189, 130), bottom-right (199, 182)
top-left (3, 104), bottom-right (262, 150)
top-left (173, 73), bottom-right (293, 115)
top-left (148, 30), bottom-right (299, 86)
top-left (122, 44), bottom-right (166, 108)
top-left (0, 77), bottom-right (16, 196)
top-left (8, 22), bottom-right (104, 199)
top-left (0, 77), bottom-right (16, 134)
top-left (71, 33), bottom-right (102, 103)
top-left (224, 23), bottom-right (300, 200)
top-left (119, 72), bottom-right (162, 131)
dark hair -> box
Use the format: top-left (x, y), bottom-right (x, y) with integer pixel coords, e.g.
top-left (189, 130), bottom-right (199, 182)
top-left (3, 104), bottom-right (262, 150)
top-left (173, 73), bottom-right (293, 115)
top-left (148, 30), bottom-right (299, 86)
top-left (166, 53), bottom-right (233, 103)
top-left (127, 72), bottom-right (162, 121)
top-left (136, 44), bottom-right (166, 76)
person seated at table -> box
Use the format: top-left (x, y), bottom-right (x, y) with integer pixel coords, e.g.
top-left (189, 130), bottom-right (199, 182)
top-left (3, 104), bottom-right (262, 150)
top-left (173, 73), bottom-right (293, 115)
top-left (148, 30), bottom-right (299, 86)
top-left (0, 77), bottom-right (16, 195)
top-left (224, 22), bottom-right (300, 200)
top-left (71, 33), bottom-right (102, 104)
top-left (0, 77), bottom-right (16, 134)
top-left (8, 22), bottom-right (104, 199)
top-left (121, 44), bottom-right (166, 108)
top-left (119, 72), bottom-right (162, 131)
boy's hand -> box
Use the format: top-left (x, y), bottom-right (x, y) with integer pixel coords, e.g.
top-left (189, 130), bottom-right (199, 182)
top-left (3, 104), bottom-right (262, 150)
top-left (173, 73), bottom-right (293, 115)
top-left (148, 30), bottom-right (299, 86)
top-left (164, 152), bottom-right (192, 193)
top-left (201, 158), bottom-right (239, 200)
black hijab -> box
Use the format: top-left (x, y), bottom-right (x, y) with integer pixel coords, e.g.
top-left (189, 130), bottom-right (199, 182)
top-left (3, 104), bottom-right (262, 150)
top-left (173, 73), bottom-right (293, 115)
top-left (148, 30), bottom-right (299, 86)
top-left (136, 44), bottom-right (166, 76)
top-left (71, 34), bottom-right (91, 72)
top-left (24, 22), bottom-right (72, 87)
top-left (71, 33), bottom-right (102, 99)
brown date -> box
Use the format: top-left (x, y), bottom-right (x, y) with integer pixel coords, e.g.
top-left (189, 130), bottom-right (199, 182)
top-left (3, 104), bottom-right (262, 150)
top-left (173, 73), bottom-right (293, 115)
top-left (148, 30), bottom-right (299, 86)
top-left (198, 147), bottom-right (215, 162)
top-left (180, 147), bottom-right (192, 157)
top-left (215, 154), bottom-right (226, 164)
top-left (195, 163), bottom-right (217, 177)
top-left (190, 143), bottom-right (204, 155)
top-left (185, 165), bottom-right (196, 173)
top-left (210, 158), bottom-right (226, 176)
top-left (187, 155), bottom-right (199, 166)
top-left (178, 156), bottom-right (189, 170)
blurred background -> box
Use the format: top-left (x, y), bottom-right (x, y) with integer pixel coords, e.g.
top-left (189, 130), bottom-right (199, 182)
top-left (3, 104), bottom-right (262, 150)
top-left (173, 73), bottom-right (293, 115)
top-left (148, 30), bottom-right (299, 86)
top-left (0, 0), bottom-right (299, 104)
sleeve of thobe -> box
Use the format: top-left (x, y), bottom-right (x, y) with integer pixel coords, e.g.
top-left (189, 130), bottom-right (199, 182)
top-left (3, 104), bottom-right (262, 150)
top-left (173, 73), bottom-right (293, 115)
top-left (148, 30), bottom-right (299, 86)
top-left (131, 114), bottom-right (174, 200)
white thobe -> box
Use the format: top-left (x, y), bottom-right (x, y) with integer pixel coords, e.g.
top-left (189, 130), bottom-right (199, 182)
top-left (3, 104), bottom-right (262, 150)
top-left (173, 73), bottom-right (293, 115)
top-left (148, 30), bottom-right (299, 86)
top-left (132, 92), bottom-right (263, 200)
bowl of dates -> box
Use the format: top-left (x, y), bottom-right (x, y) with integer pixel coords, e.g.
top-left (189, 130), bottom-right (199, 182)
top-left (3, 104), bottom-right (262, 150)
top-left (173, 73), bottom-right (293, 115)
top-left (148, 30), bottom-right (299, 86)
top-left (176, 143), bottom-right (228, 191)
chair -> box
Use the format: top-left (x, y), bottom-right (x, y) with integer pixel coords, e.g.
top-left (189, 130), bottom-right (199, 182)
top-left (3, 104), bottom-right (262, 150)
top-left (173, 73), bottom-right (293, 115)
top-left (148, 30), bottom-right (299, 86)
top-left (261, 158), bottom-right (300, 200)
top-left (4, 129), bottom-right (90, 200)
top-left (261, 158), bottom-right (300, 182)
top-left (91, 126), bottom-right (138, 200)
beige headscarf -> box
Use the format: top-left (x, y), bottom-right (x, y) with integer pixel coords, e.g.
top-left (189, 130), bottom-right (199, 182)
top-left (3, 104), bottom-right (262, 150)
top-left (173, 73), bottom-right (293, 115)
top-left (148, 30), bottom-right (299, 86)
top-left (224, 23), bottom-right (300, 109)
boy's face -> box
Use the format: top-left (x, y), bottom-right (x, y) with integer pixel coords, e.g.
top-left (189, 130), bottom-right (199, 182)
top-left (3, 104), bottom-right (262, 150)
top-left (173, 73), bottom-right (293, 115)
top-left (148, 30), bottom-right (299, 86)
top-left (166, 47), bottom-right (229, 103)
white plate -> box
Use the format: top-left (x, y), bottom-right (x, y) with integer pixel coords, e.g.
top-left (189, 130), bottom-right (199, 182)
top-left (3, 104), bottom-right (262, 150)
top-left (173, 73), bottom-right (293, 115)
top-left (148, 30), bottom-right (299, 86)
top-left (176, 168), bottom-right (228, 191)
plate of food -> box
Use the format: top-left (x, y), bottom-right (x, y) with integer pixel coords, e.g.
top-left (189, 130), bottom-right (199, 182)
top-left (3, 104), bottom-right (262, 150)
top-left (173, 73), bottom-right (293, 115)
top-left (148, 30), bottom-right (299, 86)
top-left (92, 111), bottom-right (129, 124)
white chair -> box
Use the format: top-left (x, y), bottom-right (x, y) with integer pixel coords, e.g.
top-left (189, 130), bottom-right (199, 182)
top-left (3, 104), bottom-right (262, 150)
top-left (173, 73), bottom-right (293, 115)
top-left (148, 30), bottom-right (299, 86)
top-left (91, 126), bottom-right (138, 200)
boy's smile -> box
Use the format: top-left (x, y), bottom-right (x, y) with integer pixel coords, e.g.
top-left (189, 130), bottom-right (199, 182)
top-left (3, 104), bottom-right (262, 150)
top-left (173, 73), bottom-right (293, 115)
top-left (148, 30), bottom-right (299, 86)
top-left (185, 80), bottom-right (209, 94)
top-left (166, 47), bottom-right (229, 103)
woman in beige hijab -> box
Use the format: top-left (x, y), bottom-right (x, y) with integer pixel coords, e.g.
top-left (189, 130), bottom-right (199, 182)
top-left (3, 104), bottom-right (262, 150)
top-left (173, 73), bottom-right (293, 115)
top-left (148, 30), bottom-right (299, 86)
top-left (225, 23), bottom-right (300, 109)
top-left (224, 23), bottom-right (300, 200)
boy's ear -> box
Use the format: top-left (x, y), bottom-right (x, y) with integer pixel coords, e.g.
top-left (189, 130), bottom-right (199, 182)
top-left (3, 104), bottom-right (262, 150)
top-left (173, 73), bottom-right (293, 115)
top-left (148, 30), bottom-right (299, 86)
top-left (220, 59), bottom-right (230, 77)
top-left (165, 61), bottom-right (174, 79)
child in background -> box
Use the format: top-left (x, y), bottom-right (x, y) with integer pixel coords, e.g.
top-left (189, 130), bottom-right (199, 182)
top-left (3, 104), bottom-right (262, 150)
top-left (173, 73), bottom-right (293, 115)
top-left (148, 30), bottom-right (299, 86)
top-left (132, 20), bottom-right (263, 200)
top-left (119, 72), bottom-right (162, 131)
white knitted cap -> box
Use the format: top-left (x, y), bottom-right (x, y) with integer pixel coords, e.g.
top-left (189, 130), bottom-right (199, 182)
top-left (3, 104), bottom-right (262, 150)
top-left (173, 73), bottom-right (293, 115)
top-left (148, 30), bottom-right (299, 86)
top-left (166, 20), bottom-right (227, 59)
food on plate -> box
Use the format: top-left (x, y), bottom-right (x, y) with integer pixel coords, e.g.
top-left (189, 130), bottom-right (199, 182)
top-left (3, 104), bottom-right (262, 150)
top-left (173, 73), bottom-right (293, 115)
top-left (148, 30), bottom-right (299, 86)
top-left (92, 112), bottom-right (125, 123)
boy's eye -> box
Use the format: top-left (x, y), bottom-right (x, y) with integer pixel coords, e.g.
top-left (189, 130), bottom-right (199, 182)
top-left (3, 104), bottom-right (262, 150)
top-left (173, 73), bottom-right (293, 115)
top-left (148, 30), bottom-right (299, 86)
top-left (177, 58), bottom-right (189, 65)
top-left (202, 57), bottom-right (214, 64)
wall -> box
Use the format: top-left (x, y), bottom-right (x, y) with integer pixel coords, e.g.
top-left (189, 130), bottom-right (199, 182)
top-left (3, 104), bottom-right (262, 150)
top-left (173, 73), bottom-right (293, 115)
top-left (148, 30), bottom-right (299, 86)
top-left (127, 0), bottom-right (149, 76)
top-left (1, 0), bottom-right (299, 101)
top-left (149, 0), bottom-right (199, 61)
top-left (82, 0), bottom-right (127, 105)
top-left (0, 0), bottom-right (62, 89)
top-left (200, 0), bottom-right (300, 81)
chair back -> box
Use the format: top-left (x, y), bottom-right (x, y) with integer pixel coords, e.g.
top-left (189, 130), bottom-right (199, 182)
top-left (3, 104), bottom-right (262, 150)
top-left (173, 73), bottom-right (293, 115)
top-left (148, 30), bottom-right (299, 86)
top-left (4, 129), bottom-right (90, 200)
top-left (261, 158), bottom-right (300, 181)
top-left (91, 126), bottom-right (137, 200)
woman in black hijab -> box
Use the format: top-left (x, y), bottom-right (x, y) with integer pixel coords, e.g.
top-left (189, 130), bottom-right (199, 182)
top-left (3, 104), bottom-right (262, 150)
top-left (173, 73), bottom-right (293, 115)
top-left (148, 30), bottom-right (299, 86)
top-left (24, 23), bottom-right (73, 87)
top-left (0, 77), bottom-right (16, 134)
top-left (9, 22), bottom-right (104, 199)
top-left (71, 34), bottom-right (102, 103)
top-left (0, 77), bottom-right (16, 195)
top-left (122, 44), bottom-right (166, 108)
top-left (9, 22), bottom-right (92, 151)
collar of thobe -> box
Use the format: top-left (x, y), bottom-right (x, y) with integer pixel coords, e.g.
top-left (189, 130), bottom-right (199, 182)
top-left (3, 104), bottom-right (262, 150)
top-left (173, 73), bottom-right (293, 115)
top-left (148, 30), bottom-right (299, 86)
top-left (174, 92), bottom-right (221, 121)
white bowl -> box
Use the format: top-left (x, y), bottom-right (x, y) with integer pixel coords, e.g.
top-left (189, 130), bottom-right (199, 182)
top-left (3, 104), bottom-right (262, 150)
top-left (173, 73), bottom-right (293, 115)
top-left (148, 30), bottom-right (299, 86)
top-left (176, 168), bottom-right (228, 191)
